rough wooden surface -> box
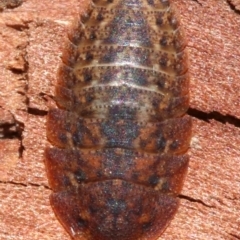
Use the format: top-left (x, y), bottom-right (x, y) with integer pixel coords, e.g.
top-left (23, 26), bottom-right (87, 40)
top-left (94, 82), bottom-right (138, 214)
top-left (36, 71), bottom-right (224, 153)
top-left (0, 0), bottom-right (239, 239)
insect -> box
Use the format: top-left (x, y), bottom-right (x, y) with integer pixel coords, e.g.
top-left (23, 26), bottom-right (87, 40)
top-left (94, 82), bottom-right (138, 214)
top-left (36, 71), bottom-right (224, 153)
top-left (45, 0), bottom-right (191, 239)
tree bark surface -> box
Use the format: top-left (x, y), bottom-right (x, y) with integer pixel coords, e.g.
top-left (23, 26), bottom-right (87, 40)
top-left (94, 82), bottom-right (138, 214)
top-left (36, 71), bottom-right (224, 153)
top-left (0, 0), bottom-right (239, 239)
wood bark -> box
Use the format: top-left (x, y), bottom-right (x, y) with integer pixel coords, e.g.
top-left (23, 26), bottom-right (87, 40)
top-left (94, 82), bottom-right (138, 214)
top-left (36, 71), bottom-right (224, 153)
top-left (0, 0), bottom-right (239, 239)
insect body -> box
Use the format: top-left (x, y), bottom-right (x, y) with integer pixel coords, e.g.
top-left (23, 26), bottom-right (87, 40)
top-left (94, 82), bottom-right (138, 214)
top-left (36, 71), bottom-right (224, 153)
top-left (45, 0), bottom-right (191, 239)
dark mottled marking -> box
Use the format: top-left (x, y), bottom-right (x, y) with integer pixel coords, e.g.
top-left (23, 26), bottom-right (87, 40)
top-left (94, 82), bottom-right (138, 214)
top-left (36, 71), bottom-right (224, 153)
top-left (45, 0), bottom-right (191, 239)
top-left (148, 174), bottom-right (160, 186)
top-left (75, 170), bottom-right (87, 183)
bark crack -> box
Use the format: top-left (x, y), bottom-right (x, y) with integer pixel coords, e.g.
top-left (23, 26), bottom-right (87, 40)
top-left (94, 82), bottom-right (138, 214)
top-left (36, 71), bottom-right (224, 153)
top-left (226, 0), bottom-right (240, 14)
top-left (191, 0), bottom-right (202, 6)
top-left (0, 110), bottom-right (25, 157)
top-left (179, 194), bottom-right (214, 208)
top-left (187, 108), bottom-right (240, 128)
top-left (0, 0), bottom-right (23, 11)
top-left (229, 233), bottom-right (240, 239)
top-left (0, 180), bottom-right (50, 190)
top-left (28, 108), bottom-right (48, 116)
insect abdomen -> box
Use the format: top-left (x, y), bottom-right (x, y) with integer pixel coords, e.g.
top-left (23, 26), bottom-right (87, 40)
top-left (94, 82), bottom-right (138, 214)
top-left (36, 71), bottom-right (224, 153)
top-left (45, 0), bottom-right (191, 239)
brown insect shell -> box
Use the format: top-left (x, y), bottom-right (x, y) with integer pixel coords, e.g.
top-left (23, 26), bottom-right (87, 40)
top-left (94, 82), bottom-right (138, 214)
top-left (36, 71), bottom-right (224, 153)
top-left (45, 0), bottom-right (192, 239)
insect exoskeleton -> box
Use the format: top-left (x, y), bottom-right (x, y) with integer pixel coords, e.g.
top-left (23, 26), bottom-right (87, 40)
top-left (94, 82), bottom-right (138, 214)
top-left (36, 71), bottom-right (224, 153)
top-left (45, 0), bottom-right (191, 239)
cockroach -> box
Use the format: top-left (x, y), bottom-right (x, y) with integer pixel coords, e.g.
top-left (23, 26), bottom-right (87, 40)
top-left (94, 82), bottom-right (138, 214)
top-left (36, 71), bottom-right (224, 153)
top-left (45, 0), bottom-right (191, 239)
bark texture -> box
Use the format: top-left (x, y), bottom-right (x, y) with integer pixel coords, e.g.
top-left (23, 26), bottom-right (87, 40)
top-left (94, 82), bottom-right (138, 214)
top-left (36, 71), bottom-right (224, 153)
top-left (0, 0), bottom-right (239, 239)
